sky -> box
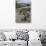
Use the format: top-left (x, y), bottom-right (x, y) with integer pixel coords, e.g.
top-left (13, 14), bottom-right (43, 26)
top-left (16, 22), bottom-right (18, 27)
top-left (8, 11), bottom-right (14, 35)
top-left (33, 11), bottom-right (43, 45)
top-left (17, 0), bottom-right (31, 4)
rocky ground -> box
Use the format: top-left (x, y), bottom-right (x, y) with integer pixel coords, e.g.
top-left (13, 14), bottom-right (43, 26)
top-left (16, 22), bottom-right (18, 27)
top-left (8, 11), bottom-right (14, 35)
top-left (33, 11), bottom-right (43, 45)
top-left (16, 7), bottom-right (31, 23)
